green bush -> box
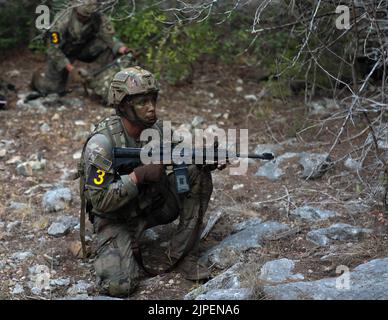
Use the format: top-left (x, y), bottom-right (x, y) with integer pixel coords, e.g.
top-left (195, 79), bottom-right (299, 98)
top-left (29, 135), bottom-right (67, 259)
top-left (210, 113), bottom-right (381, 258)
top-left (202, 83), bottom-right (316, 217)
top-left (0, 0), bottom-right (42, 51)
top-left (111, 5), bottom-right (303, 86)
top-left (113, 8), bottom-right (218, 84)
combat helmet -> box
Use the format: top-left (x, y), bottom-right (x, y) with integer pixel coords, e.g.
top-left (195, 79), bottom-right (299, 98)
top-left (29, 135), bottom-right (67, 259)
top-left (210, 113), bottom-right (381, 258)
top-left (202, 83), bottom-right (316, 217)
top-left (73, 0), bottom-right (101, 17)
top-left (108, 66), bottom-right (159, 106)
top-left (108, 66), bottom-right (160, 126)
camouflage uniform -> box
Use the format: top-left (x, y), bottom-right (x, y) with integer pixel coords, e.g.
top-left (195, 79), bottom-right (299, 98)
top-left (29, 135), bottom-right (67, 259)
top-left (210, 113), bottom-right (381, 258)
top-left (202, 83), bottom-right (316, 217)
top-left (81, 118), bottom-right (213, 297)
top-left (32, 6), bottom-right (124, 95)
top-left (81, 53), bottom-right (137, 104)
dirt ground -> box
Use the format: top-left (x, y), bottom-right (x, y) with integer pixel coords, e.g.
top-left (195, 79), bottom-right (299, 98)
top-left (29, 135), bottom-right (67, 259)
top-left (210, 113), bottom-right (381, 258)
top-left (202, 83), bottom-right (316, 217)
top-left (0, 49), bottom-right (388, 300)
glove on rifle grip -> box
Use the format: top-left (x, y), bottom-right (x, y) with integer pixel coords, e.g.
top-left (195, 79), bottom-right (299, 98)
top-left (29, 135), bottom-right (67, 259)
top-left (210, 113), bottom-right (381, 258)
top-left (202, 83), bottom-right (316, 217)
top-left (133, 164), bottom-right (164, 184)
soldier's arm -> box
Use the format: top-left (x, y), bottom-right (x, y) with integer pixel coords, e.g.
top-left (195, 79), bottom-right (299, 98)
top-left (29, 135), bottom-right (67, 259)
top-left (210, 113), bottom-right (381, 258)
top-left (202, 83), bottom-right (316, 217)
top-left (84, 134), bottom-right (138, 214)
top-left (98, 14), bottom-right (125, 54)
top-left (47, 12), bottom-right (71, 72)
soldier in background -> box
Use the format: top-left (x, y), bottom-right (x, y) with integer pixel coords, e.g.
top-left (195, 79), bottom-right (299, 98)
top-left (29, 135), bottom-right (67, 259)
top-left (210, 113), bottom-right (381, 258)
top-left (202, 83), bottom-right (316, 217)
top-left (32, 0), bottom-right (131, 96)
top-left (79, 52), bottom-right (137, 104)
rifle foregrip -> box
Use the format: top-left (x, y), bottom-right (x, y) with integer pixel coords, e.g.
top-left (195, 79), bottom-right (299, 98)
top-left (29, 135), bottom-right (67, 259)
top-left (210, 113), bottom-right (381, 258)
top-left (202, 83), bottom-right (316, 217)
top-left (260, 153), bottom-right (275, 160)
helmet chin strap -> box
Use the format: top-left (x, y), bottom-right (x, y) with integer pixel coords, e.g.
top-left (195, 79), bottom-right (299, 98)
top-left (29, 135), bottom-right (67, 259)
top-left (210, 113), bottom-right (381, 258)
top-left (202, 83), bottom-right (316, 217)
top-left (119, 104), bottom-right (156, 128)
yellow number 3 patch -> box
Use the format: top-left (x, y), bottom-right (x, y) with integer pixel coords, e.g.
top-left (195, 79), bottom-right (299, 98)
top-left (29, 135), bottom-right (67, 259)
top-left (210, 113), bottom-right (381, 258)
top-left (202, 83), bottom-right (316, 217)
top-left (51, 32), bottom-right (60, 44)
top-left (93, 169), bottom-right (106, 185)
top-left (87, 166), bottom-right (112, 188)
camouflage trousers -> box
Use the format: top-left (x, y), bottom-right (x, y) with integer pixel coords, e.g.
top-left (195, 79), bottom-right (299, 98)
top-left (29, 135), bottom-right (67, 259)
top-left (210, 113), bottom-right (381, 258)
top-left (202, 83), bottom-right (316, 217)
top-left (93, 165), bottom-right (213, 297)
top-left (32, 38), bottom-right (116, 95)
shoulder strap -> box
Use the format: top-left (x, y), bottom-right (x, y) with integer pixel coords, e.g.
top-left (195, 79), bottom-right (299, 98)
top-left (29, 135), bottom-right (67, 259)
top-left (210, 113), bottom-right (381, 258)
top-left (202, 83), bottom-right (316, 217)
top-left (77, 115), bottom-right (123, 259)
top-left (104, 116), bottom-right (127, 148)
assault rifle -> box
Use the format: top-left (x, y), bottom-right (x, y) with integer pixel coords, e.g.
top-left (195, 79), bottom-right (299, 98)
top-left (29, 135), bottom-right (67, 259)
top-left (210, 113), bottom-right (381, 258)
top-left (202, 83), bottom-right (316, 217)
top-left (112, 146), bottom-right (274, 194)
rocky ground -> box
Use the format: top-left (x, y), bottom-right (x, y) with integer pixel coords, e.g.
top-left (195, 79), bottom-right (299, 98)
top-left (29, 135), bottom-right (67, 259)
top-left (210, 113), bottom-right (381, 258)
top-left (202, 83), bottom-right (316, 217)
top-left (1, 49), bottom-right (388, 300)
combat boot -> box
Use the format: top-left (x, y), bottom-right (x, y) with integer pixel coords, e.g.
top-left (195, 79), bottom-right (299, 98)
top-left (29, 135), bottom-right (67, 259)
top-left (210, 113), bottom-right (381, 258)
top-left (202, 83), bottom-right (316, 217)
top-left (173, 254), bottom-right (210, 281)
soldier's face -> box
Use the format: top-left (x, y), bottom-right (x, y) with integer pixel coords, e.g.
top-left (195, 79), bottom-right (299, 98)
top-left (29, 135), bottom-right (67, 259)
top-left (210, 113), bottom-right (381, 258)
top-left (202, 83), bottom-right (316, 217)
top-left (75, 10), bottom-right (92, 23)
top-left (131, 93), bottom-right (157, 124)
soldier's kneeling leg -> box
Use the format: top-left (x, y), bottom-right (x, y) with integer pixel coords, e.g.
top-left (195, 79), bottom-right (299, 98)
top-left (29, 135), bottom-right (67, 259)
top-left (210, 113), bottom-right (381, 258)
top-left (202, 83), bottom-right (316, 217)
top-left (94, 219), bottom-right (140, 297)
top-left (168, 165), bottom-right (213, 258)
top-left (77, 38), bottom-right (116, 66)
top-left (31, 59), bottom-right (68, 95)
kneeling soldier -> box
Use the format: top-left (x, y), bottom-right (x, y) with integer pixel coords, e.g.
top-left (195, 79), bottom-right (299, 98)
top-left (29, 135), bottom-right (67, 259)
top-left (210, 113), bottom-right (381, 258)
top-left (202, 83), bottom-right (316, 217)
top-left (32, 0), bottom-right (131, 96)
top-left (78, 66), bottom-right (217, 297)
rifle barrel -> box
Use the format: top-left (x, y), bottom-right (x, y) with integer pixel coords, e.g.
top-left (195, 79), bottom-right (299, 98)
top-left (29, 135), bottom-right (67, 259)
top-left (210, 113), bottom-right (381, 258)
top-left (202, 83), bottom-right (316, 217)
top-left (235, 152), bottom-right (274, 160)
top-left (113, 147), bottom-right (275, 162)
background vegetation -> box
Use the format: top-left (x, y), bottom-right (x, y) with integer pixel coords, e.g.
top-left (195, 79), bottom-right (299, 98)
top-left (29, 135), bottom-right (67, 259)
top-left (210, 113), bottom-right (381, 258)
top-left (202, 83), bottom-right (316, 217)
top-left (0, 0), bottom-right (311, 87)
top-left (0, 0), bottom-right (381, 92)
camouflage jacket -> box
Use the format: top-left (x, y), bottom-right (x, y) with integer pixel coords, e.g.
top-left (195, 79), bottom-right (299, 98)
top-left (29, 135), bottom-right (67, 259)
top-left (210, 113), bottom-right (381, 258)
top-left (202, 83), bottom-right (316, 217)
top-left (48, 9), bottom-right (124, 71)
top-left (81, 115), bottom-right (164, 219)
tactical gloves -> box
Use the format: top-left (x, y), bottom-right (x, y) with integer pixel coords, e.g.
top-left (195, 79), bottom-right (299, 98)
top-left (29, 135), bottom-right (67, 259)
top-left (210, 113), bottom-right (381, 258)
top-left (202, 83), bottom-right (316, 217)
top-left (74, 68), bottom-right (89, 83)
top-left (133, 164), bottom-right (164, 184)
top-left (67, 64), bottom-right (89, 84)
